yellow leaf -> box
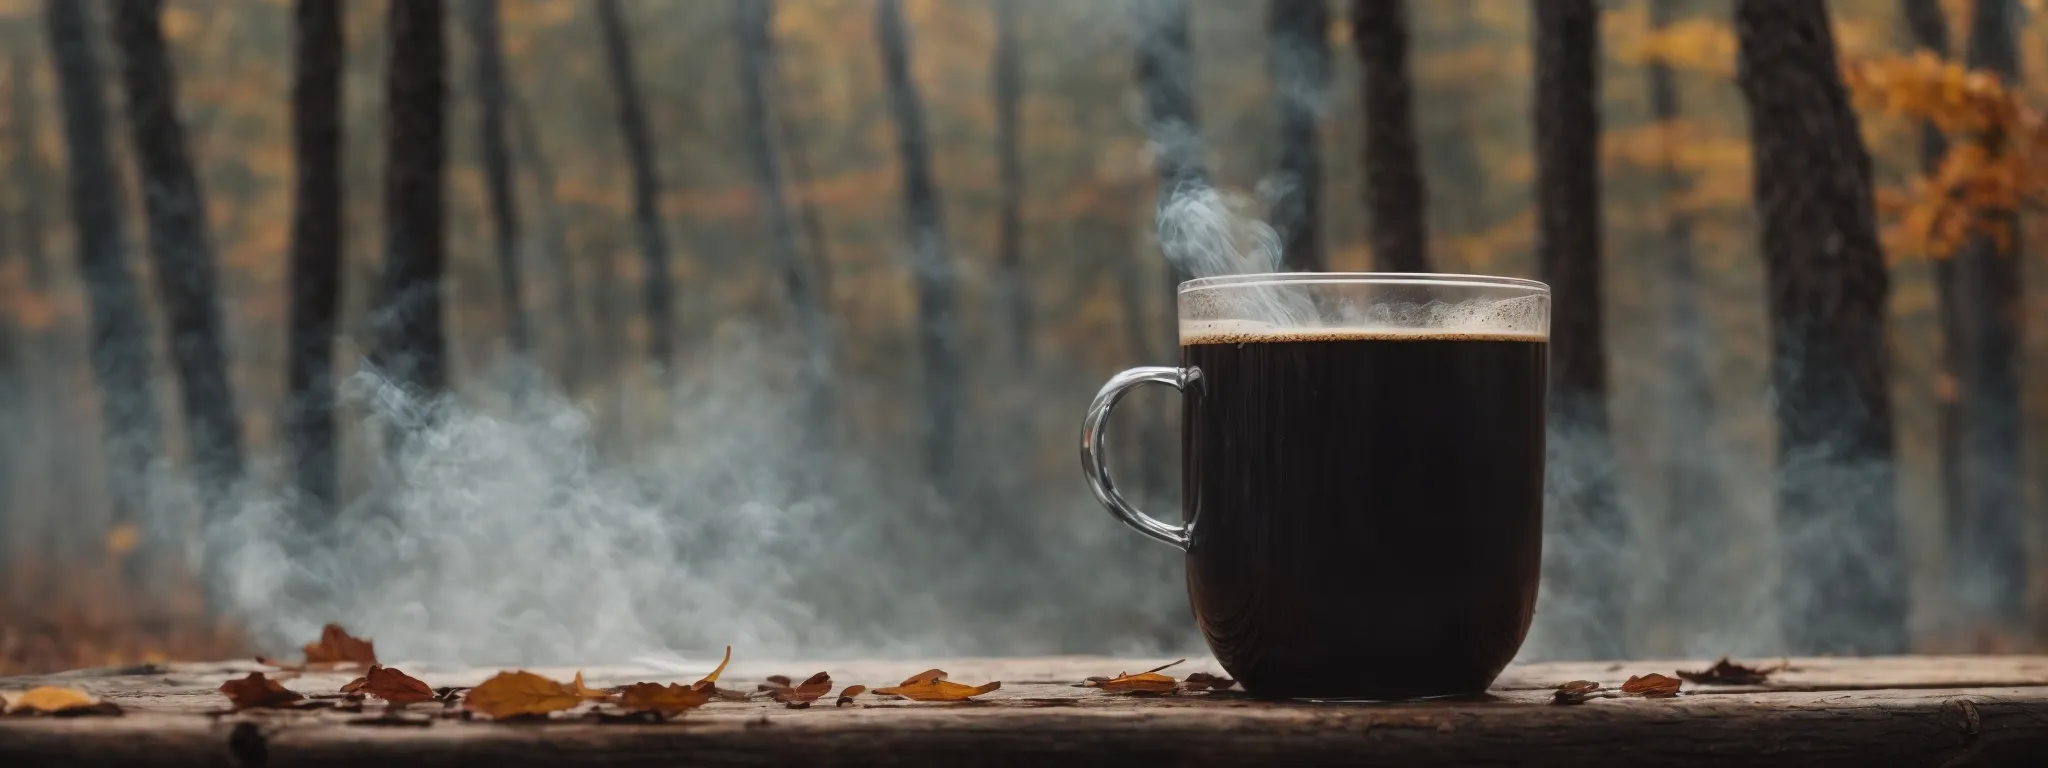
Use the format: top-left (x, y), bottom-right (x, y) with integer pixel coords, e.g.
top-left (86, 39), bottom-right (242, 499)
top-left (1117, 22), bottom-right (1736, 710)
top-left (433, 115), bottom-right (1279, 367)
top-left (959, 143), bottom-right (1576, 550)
top-left (463, 671), bottom-right (586, 719)
top-left (7, 686), bottom-right (119, 715)
top-left (871, 670), bottom-right (1001, 702)
top-left (694, 646), bottom-right (732, 688)
top-left (569, 671), bottom-right (610, 700)
top-left (1095, 671), bottom-right (1177, 695)
top-left (616, 681), bottom-right (715, 715)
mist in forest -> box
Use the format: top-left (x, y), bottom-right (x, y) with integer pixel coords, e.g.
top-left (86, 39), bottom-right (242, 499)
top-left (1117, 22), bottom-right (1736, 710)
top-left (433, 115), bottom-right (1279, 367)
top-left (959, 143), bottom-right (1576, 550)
top-left (3, 0), bottom-right (2046, 672)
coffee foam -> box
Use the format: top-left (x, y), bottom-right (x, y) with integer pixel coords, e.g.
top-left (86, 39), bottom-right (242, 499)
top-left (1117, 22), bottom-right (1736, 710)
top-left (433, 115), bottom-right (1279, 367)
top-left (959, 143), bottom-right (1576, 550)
top-left (1179, 321), bottom-right (1547, 345)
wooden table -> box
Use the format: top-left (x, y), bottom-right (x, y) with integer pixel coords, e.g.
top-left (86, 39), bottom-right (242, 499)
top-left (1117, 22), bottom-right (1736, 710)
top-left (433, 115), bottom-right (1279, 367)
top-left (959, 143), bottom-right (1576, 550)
top-left (4, 655), bottom-right (2047, 766)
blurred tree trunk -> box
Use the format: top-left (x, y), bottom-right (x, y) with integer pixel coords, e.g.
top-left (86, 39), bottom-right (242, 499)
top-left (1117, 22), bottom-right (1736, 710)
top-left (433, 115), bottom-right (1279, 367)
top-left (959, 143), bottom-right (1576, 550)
top-left (111, 0), bottom-right (246, 528)
top-left (373, 0), bottom-right (449, 399)
top-left (772, 64), bottom-right (834, 319)
top-left (1131, 0), bottom-right (1201, 508)
top-left (595, 0), bottom-right (675, 379)
top-left (464, 0), bottom-right (531, 362)
top-left (1735, 0), bottom-right (1907, 654)
top-left (1645, 0), bottom-right (1726, 647)
top-left (1533, 0), bottom-right (1624, 659)
top-left (993, 0), bottom-right (1032, 363)
top-left (1948, 0), bottom-right (2027, 633)
top-left (1427, 0), bottom-right (1491, 241)
top-left (44, 0), bottom-right (161, 569)
top-left (1354, 0), bottom-right (1429, 272)
top-left (735, 0), bottom-right (836, 439)
top-left (7, 52), bottom-right (50, 289)
top-left (876, 0), bottom-right (963, 498)
top-left (1268, 0), bottom-right (1327, 273)
top-left (285, 0), bottom-right (345, 518)
top-left (506, 87), bottom-right (581, 397)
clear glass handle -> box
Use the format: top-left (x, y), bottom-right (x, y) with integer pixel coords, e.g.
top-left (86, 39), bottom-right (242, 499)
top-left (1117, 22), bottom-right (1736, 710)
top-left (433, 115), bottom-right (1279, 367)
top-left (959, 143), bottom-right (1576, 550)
top-left (1080, 365), bottom-right (1197, 551)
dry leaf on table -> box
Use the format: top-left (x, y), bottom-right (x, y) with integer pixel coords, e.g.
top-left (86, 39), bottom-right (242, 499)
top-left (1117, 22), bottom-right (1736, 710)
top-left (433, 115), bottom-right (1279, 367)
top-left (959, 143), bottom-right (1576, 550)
top-left (615, 646), bottom-right (735, 717)
top-left (1179, 672), bottom-right (1237, 692)
top-left (836, 685), bottom-right (867, 707)
top-left (871, 669), bottom-right (1001, 702)
top-left (219, 672), bottom-right (306, 710)
top-left (1619, 673), bottom-right (1682, 698)
top-left (464, 671), bottom-right (588, 719)
top-left (1677, 657), bottom-right (1785, 686)
top-left (5, 686), bottom-right (123, 716)
top-left (1551, 680), bottom-right (1612, 705)
top-left (569, 672), bottom-right (612, 701)
top-left (261, 623), bottom-right (378, 671)
top-left (363, 665), bottom-right (435, 705)
top-left (762, 672), bottom-right (833, 708)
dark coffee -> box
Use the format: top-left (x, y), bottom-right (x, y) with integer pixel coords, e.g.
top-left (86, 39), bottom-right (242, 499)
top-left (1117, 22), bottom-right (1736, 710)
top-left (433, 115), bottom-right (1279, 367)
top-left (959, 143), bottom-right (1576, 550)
top-left (1180, 330), bottom-right (1547, 699)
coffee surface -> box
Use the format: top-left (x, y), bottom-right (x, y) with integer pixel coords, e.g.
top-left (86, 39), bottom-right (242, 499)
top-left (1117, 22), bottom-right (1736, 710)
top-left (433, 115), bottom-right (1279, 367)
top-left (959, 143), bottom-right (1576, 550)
top-left (1180, 331), bottom-right (1546, 699)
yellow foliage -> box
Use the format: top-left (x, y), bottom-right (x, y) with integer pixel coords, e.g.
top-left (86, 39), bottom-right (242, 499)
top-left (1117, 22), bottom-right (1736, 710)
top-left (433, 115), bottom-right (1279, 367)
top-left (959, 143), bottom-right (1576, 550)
top-left (1619, 17), bottom-right (1736, 77)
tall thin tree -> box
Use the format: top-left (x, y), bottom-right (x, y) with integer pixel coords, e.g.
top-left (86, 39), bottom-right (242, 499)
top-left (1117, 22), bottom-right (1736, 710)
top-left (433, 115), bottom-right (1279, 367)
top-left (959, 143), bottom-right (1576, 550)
top-left (1645, 0), bottom-right (1726, 640)
top-left (373, 0), bottom-right (449, 399)
top-left (1268, 0), bottom-right (1328, 272)
top-left (735, 0), bottom-right (836, 436)
top-left (772, 76), bottom-right (835, 316)
top-left (464, 0), bottom-right (531, 361)
top-left (1947, 0), bottom-right (2026, 632)
top-left (992, 0), bottom-right (1032, 363)
top-left (44, 0), bottom-right (161, 567)
top-left (595, 0), bottom-right (675, 377)
top-left (506, 87), bottom-right (581, 395)
top-left (285, 0), bottom-right (345, 516)
top-left (1735, 0), bottom-right (1907, 654)
top-left (876, 0), bottom-right (963, 495)
top-left (1533, 0), bottom-right (1623, 659)
top-left (7, 52), bottom-right (50, 288)
top-left (1354, 0), bottom-right (1429, 272)
top-left (111, 0), bottom-right (246, 520)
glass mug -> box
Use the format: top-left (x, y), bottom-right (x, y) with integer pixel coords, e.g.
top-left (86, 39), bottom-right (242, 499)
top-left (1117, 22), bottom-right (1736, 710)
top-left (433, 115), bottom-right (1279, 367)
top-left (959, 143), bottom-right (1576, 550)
top-left (1081, 273), bottom-right (1550, 700)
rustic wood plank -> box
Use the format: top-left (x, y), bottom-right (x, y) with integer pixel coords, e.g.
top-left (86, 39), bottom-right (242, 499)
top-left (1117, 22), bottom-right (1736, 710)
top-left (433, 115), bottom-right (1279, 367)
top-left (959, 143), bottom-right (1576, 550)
top-left (6, 656), bottom-right (2047, 766)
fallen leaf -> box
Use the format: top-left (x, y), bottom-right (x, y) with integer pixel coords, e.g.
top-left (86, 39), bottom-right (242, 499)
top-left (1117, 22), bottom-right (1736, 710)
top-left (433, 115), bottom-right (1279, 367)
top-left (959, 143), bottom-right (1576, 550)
top-left (463, 671), bottom-right (586, 719)
top-left (364, 666), bottom-right (435, 705)
top-left (219, 673), bottom-right (306, 710)
top-left (302, 624), bottom-right (378, 668)
top-left (872, 670), bottom-right (1001, 702)
top-left (616, 682), bottom-right (716, 716)
top-left (769, 672), bottom-right (832, 707)
top-left (1179, 673), bottom-right (1237, 692)
top-left (1676, 657), bottom-right (1786, 686)
top-left (1551, 680), bottom-right (1610, 705)
top-left (341, 675), bottom-right (368, 694)
top-left (711, 686), bottom-right (752, 702)
top-left (693, 646), bottom-right (732, 688)
top-left (1095, 671), bottom-right (1178, 695)
top-left (6, 686), bottom-right (122, 716)
top-left (569, 672), bottom-right (611, 701)
top-left (764, 675), bottom-right (793, 688)
top-left (836, 685), bottom-right (866, 707)
top-left (1619, 673), bottom-right (1683, 698)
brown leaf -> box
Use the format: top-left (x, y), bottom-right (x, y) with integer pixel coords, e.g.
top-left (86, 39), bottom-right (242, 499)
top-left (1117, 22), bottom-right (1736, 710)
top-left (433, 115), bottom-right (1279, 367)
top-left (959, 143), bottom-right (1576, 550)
top-left (340, 675), bottom-right (368, 694)
top-left (770, 672), bottom-right (832, 707)
top-left (872, 670), bottom-right (1001, 702)
top-left (836, 685), bottom-right (866, 707)
top-left (569, 672), bottom-right (611, 701)
top-left (711, 686), bottom-right (752, 702)
top-left (1551, 680), bottom-right (1610, 705)
top-left (765, 675), bottom-right (793, 688)
top-left (6, 686), bottom-right (123, 716)
top-left (1179, 672), bottom-right (1236, 692)
top-left (219, 673), bottom-right (306, 711)
top-left (1619, 673), bottom-right (1683, 698)
top-left (463, 671), bottom-right (587, 719)
top-left (364, 666), bottom-right (435, 705)
top-left (616, 682), bottom-right (715, 716)
top-left (302, 624), bottom-right (378, 668)
top-left (1095, 671), bottom-right (1178, 695)
top-left (1676, 657), bottom-right (1785, 686)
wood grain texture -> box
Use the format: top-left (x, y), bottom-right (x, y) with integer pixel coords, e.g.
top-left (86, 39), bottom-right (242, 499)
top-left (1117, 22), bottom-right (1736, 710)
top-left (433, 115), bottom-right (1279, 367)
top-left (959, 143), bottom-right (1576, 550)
top-left (5, 656), bottom-right (2047, 766)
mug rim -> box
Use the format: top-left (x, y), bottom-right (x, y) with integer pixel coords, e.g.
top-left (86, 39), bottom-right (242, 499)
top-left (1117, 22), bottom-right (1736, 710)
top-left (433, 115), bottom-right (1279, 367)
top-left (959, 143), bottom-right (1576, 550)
top-left (1177, 272), bottom-right (1551, 294)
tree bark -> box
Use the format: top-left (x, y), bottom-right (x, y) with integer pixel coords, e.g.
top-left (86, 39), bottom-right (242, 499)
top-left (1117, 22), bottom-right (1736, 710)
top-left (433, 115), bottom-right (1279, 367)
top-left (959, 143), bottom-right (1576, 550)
top-left (1735, 0), bottom-right (1907, 654)
top-left (1644, 0), bottom-right (1727, 646)
top-left (1946, 0), bottom-right (2027, 632)
top-left (44, 0), bottom-right (161, 567)
top-left (110, 0), bottom-right (246, 519)
top-left (285, 0), bottom-right (345, 517)
top-left (373, 0), bottom-right (449, 398)
top-left (7, 51), bottom-right (50, 289)
top-left (594, 0), bottom-right (675, 378)
top-left (1532, 0), bottom-right (1623, 659)
top-left (505, 86), bottom-right (581, 396)
top-left (1268, 0), bottom-right (1327, 273)
top-left (735, 0), bottom-right (836, 438)
top-left (992, 0), bottom-right (1032, 364)
top-left (464, 0), bottom-right (531, 361)
top-left (1354, 0), bottom-right (1430, 272)
top-left (876, 0), bottom-right (963, 496)
top-left (772, 70), bottom-right (835, 322)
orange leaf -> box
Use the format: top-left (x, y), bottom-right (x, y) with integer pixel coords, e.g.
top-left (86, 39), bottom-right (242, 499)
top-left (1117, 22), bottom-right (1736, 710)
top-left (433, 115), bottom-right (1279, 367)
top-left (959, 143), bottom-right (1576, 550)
top-left (1619, 673), bottom-right (1683, 698)
top-left (301, 624), bottom-right (377, 669)
top-left (463, 671), bottom-right (586, 719)
top-left (341, 675), bottom-right (368, 694)
top-left (692, 646), bottom-right (732, 689)
top-left (363, 666), bottom-right (435, 705)
top-left (836, 684), bottom-right (867, 706)
top-left (6, 686), bottom-right (121, 716)
top-left (569, 672), bottom-right (611, 700)
top-left (872, 670), bottom-right (1001, 702)
top-left (1095, 671), bottom-right (1177, 695)
top-left (766, 672), bottom-right (833, 706)
top-left (219, 673), bottom-right (305, 711)
top-left (616, 682), bottom-right (715, 715)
